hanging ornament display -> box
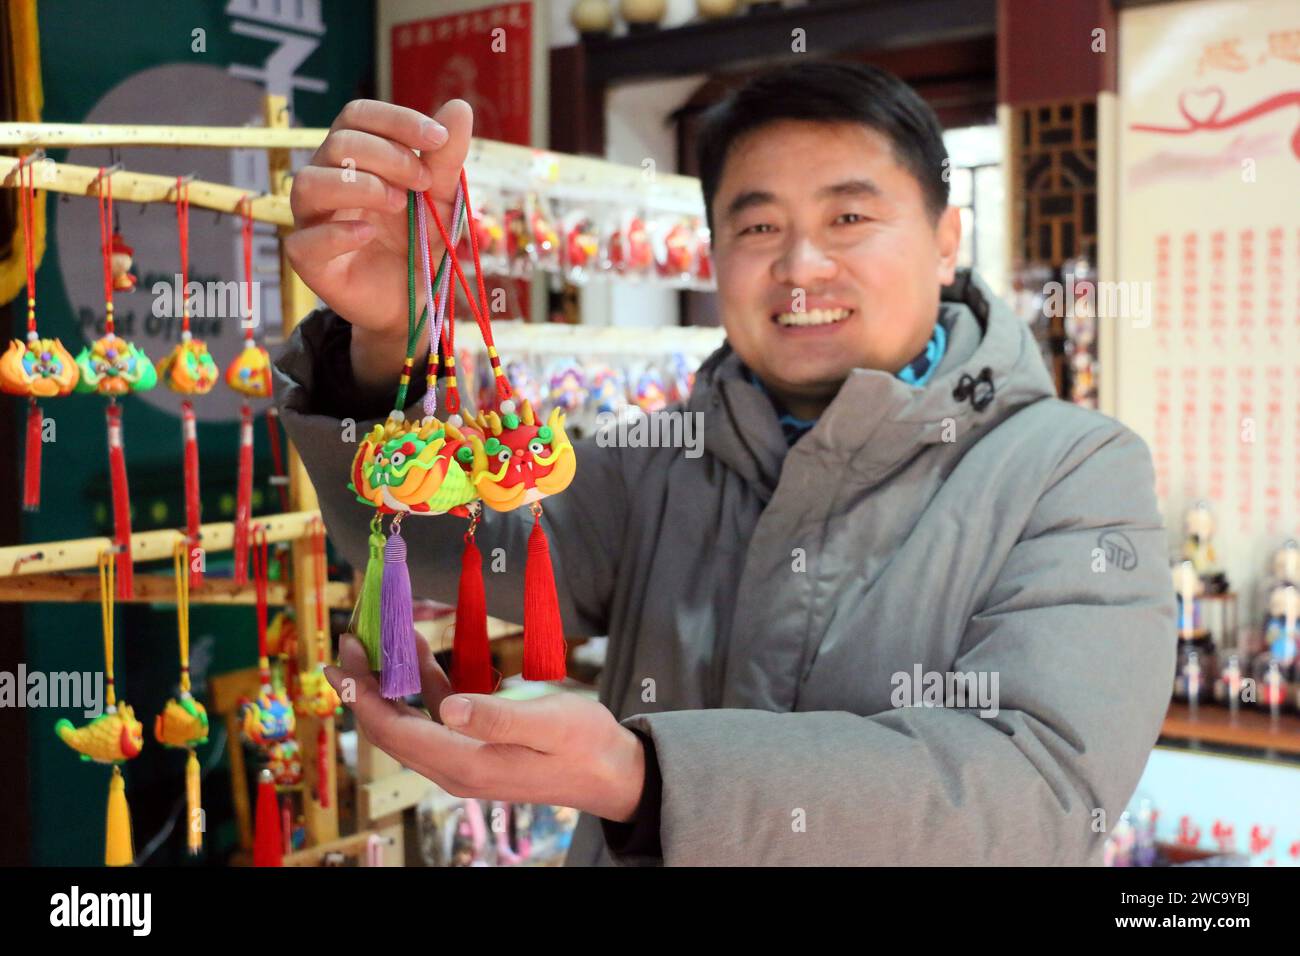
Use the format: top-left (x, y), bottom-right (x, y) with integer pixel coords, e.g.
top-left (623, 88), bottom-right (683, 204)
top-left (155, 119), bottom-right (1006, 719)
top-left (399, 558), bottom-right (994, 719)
top-left (226, 198), bottom-right (273, 587)
top-left (0, 155), bottom-right (78, 511)
top-left (347, 172), bottom-right (577, 698)
top-left (54, 551), bottom-right (143, 866)
top-left (295, 518), bottom-right (341, 808)
top-left (75, 170), bottom-right (157, 599)
top-left (156, 179), bottom-right (218, 589)
top-left (242, 527), bottom-right (297, 748)
top-left (154, 539), bottom-right (210, 855)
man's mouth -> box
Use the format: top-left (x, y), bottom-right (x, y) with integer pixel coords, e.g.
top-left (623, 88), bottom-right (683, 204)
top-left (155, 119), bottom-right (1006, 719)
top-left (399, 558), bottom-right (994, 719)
top-left (773, 307), bottom-right (853, 328)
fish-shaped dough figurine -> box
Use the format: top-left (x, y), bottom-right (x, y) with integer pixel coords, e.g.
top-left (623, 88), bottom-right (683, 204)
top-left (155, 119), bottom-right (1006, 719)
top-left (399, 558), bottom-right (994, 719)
top-left (55, 705), bottom-right (144, 764)
top-left (242, 688), bottom-right (295, 747)
top-left (456, 399), bottom-right (576, 512)
top-left (294, 668), bottom-right (341, 719)
top-left (0, 334), bottom-right (79, 397)
top-left (348, 413), bottom-right (478, 516)
top-left (154, 694), bottom-right (209, 749)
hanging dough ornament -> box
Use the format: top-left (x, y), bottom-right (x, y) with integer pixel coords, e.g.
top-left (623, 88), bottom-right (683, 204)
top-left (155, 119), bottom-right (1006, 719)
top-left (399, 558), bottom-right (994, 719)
top-left (154, 539), bottom-right (210, 855)
top-left (155, 180), bottom-right (218, 588)
top-left (347, 173), bottom-right (575, 699)
top-left (54, 550), bottom-right (141, 866)
top-left (75, 171), bottom-right (156, 599)
top-left (296, 519), bottom-right (341, 808)
top-left (109, 231), bottom-right (136, 292)
top-left (0, 155), bottom-right (78, 511)
top-left (242, 527), bottom-right (296, 747)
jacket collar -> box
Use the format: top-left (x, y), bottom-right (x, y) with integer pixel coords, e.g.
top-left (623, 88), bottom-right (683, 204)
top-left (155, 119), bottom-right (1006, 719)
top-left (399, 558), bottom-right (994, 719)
top-left (690, 269), bottom-right (1057, 500)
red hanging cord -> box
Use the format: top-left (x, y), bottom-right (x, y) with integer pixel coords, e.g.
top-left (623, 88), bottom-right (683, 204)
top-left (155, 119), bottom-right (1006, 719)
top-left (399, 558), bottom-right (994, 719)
top-left (98, 170), bottom-right (115, 335)
top-left (265, 407), bottom-right (290, 513)
top-left (423, 176), bottom-right (512, 403)
top-left (240, 197), bottom-right (256, 343)
top-left (174, 180), bottom-right (203, 586)
top-left (18, 158), bottom-right (42, 510)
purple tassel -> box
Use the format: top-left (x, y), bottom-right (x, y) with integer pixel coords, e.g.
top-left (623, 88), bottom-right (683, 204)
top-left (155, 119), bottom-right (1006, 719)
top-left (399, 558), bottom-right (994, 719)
top-left (380, 528), bottom-right (421, 699)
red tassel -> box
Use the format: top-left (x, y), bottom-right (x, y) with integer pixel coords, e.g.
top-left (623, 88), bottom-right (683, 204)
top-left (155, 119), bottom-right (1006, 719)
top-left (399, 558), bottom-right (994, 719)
top-left (106, 404), bottom-right (134, 599)
top-left (253, 769), bottom-right (282, 867)
top-left (181, 401), bottom-right (202, 588)
top-left (316, 724), bottom-right (330, 809)
top-left (522, 509), bottom-right (566, 681)
top-left (23, 400), bottom-right (42, 511)
top-left (452, 533), bottom-right (495, 694)
top-left (233, 402), bottom-right (253, 586)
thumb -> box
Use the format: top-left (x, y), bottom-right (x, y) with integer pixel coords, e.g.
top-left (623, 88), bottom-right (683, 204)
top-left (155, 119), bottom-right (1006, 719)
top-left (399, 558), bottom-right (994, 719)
top-left (440, 693), bottom-right (567, 752)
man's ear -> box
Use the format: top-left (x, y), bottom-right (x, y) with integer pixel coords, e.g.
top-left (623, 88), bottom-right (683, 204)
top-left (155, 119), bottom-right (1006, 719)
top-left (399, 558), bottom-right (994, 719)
top-left (934, 205), bottom-right (961, 285)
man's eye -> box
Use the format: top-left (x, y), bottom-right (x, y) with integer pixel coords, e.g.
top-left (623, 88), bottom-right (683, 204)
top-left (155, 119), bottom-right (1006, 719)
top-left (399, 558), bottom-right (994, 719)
top-left (737, 223), bottom-right (775, 236)
top-left (835, 212), bottom-right (870, 225)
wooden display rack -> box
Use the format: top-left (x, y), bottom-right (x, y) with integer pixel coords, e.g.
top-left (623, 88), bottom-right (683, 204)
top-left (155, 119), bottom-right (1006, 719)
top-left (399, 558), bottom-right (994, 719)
top-left (1, 101), bottom-right (638, 865)
top-left (1, 98), bottom-right (395, 864)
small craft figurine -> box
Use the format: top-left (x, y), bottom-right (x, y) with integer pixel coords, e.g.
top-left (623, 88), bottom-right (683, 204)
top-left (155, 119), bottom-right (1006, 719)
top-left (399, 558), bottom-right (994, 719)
top-left (265, 739), bottom-right (302, 787)
top-left (243, 686), bottom-right (296, 747)
top-left (226, 341), bottom-right (273, 397)
top-left (56, 551), bottom-right (138, 865)
top-left (456, 400), bottom-right (577, 513)
top-left (155, 696), bottom-right (209, 749)
top-left (74, 333), bottom-right (157, 395)
top-left (157, 336), bottom-right (219, 394)
top-left (0, 336), bottom-right (78, 397)
top-left (1274, 540), bottom-right (1300, 586)
top-left (2, 155), bottom-right (78, 510)
top-left (57, 706), bottom-right (145, 764)
top-left (1265, 585), bottom-right (1300, 666)
top-left (1181, 501), bottom-right (1228, 594)
top-left (109, 232), bottom-right (136, 291)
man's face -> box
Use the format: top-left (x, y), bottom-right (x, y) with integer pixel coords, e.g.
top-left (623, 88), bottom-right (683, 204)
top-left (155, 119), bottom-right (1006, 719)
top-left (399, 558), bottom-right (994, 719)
top-left (711, 120), bottom-right (961, 408)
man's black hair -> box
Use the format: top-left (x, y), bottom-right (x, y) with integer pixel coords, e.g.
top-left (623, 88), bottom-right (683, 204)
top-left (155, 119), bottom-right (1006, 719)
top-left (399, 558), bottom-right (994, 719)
top-left (696, 61), bottom-right (950, 232)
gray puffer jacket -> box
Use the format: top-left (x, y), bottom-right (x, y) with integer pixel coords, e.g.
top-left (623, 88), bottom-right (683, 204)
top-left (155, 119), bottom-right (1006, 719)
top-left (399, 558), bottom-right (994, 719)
top-left (273, 268), bottom-right (1176, 866)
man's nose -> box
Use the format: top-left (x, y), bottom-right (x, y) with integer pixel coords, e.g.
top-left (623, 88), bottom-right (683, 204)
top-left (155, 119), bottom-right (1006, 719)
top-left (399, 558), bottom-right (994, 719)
top-left (772, 235), bottom-right (837, 288)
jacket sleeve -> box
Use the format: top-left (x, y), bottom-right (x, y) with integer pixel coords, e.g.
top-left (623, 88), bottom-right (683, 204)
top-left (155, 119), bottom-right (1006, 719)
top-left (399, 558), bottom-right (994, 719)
top-left (617, 423), bottom-right (1177, 865)
top-left (271, 308), bottom-right (626, 636)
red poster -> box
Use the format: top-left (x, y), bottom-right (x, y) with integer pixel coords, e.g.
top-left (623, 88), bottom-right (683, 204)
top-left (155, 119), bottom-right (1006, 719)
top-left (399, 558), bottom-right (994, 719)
top-left (391, 3), bottom-right (532, 146)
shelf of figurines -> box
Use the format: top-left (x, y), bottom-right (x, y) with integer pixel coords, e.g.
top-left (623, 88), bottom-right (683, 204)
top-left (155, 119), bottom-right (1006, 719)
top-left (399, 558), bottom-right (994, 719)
top-left (1162, 507), bottom-right (1300, 760)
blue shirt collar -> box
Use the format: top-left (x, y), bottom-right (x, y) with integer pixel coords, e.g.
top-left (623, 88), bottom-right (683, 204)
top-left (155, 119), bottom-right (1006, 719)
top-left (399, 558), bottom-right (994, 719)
top-left (744, 320), bottom-right (948, 446)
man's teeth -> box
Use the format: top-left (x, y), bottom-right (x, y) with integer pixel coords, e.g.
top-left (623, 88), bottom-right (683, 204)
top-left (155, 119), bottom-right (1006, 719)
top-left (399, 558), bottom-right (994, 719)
top-left (776, 307), bottom-right (851, 327)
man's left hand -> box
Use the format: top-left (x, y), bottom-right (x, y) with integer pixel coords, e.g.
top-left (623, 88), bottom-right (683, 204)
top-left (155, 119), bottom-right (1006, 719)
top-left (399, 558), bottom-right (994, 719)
top-left (324, 635), bottom-right (646, 822)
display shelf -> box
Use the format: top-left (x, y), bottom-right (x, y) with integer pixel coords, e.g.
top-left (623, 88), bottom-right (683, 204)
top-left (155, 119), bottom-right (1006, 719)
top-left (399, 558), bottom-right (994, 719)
top-left (0, 571), bottom-right (352, 607)
top-left (1161, 701), bottom-right (1300, 756)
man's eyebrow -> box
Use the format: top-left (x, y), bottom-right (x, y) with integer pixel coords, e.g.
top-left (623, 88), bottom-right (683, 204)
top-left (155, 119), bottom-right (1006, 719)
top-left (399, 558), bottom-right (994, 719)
top-left (723, 189), bottom-right (776, 220)
top-left (817, 178), bottom-right (882, 199)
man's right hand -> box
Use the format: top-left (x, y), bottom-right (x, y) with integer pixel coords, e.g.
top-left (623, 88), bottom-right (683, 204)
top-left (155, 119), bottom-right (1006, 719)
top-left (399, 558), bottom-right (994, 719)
top-left (285, 99), bottom-right (473, 393)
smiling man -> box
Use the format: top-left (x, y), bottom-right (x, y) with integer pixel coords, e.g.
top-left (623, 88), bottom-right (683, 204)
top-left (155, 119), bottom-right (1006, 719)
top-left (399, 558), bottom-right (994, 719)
top-left (274, 62), bottom-right (1175, 866)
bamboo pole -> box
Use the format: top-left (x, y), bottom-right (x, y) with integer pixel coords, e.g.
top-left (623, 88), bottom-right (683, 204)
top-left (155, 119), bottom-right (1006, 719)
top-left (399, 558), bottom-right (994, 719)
top-left (0, 122), bottom-right (326, 150)
top-left (0, 156), bottom-right (291, 224)
top-left (261, 93), bottom-right (338, 847)
top-left (0, 573), bottom-right (352, 607)
top-left (0, 510), bottom-right (322, 577)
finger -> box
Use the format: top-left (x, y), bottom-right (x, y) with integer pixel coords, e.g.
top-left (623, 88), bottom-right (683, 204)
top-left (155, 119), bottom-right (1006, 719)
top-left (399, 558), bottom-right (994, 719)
top-left (330, 99), bottom-right (449, 152)
top-left (312, 128), bottom-right (433, 193)
top-left (420, 99), bottom-right (473, 208)
top-left (291, 166), bottom-right (405, 224)
top-left (439, 693), bottom-right (572, 753)
top-left (414, 633), bottom-right (454, 720)
top-left (283, 220), bottom-right (375, 274)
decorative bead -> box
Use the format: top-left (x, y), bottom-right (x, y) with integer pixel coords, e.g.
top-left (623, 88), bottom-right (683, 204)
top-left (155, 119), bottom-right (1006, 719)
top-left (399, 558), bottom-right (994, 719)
top-left (181, 330), bottom-right (193, 342)
top-left (448, 414), bottom-right (464, 428)
top-left (500, 399), bottom-right (516, 416)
